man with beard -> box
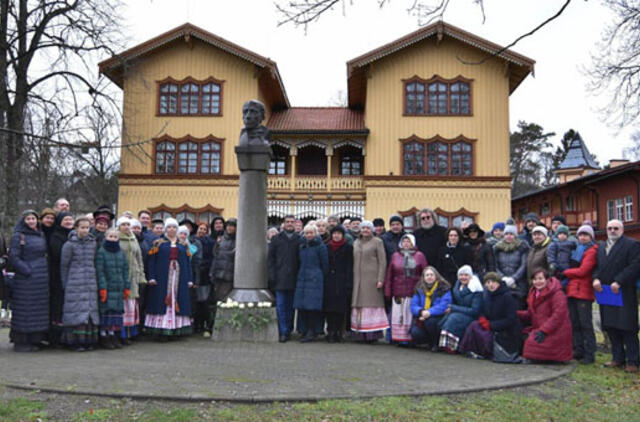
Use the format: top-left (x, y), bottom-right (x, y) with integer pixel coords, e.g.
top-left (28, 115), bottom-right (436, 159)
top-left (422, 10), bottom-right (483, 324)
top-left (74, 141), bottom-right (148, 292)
top-left (210, 216), bottom-right (225, 244)
top-left (267, 214), bottom-right (302, 342)
top-left (413, 208), bottom-right (446, 272)
top-left (380, 215), bottom-right (406, 266)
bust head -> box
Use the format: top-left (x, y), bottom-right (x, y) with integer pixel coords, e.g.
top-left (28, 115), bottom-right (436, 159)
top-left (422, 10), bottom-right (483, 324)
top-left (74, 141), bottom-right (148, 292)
top-left (242, 100), bottom-right (266, 130)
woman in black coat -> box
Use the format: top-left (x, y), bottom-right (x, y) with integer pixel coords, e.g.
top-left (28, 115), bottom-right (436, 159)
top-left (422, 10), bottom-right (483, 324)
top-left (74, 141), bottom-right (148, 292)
top-left (464, 224), bottom-right (495, 281)
top-left (9, 210), bottom-right (50, 352)
top-left (437, 227), bottom-right (473, 285)
top-left (47, 211), bottom-right (74, 345)
top-left (323, 226), bottom-right (353, 343)
top-left (460, 272), bottom-right (522, 361)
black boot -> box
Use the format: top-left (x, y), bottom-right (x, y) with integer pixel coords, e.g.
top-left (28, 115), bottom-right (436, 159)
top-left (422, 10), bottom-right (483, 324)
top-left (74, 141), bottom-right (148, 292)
top-left (111, 335), bottom-right (123, 349)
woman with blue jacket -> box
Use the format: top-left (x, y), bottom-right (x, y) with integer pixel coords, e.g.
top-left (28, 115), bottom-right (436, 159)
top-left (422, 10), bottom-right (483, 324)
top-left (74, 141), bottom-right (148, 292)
top-left (410, 266), bottom-right (452, 348)
top-left (438, 265), bottom-right (483, 353)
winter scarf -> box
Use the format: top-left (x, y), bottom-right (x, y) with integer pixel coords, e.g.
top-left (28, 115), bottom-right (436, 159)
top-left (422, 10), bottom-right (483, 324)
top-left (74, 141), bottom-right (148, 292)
top-left (495, 238), bottom-right (523, 253)
top-left (570, 240), bottom-right (595, 263)
top-left (329, 237), bottom-right (346, 253)
top-left (103, 240), bottom-right (120, 253)
top-left (423, 281), bottom-right (439, 311)
top-left (401, 249), bottom-right (417, 278)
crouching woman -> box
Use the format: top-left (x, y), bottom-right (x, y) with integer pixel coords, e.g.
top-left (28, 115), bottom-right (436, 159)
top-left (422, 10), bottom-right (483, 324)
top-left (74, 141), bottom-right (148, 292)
top-left (409, 266), bottom-right (451, 348)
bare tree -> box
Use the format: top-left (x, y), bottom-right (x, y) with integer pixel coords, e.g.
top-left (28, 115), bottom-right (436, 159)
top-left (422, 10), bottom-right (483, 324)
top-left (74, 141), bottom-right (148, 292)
top-left (0, 0), bottom-right (125, 225)
top-left (589, 0), bottom-right (640, 128)
top-left (623, 130), bottom-right (640, 161)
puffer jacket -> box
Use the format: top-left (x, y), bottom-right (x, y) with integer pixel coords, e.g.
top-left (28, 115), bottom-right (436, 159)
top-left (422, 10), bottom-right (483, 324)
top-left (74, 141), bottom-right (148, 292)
top-left (96, 246), bottom-right (130, 314)
top-left (547, 239), bottom-right (576, 274)
top-left (384, 249), bottom-right (428, 299)
top-left (563, 243), bottom-right (597, 301)
top-left (60, 232), bottom-right (99, 326)
top-left (526, 237), bottom-right (551, 282)
top-left (493, 238), bottom-right (530, 299)
top-left (9, 219), bottom-right (49, 334)
top-left (210, 232), bottom-right (236, 282)
top-left (293, 236), bottom-right (328, 311)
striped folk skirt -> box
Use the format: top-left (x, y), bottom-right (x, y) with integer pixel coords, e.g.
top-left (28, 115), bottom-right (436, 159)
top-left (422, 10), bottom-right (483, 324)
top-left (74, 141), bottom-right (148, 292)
top-left (390, 297), bottom-right (413, 342)
top-left (351, 307), bottom-right (389, 333)
top-left (144, 259), bottom-right (191, 336)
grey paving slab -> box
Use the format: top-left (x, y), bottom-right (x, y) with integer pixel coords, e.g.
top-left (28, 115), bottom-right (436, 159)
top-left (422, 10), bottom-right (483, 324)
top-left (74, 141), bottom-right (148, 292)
top-left (0, 330), bottom-right (574, 402)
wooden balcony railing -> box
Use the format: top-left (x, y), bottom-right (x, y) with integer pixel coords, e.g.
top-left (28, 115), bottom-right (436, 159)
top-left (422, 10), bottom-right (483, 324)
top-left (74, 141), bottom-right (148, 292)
top-left (267, 176), bottom-right (364, 192)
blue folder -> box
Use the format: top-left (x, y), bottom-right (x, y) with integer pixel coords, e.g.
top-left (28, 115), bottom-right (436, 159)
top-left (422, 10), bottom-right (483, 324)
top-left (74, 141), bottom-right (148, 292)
top-left (595, 285), bottom-right (623, 307)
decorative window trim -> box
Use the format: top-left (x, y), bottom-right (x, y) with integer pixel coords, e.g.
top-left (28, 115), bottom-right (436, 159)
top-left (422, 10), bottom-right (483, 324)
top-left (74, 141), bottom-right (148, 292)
top-left (399, 134), bottom-right (476, 177)
top-left (269, 144), bottom-right (289, 175)
top-left (398, 207), bottom-right (420, 231)
top-left (434, 207), bottom-right (478, 228)
top-left (156, 76), bottom-right (224, 117)
top-left (153, 134), bottom-right (224, 176)
top-left (402, 75), bottom-right (473, 117)
top-left (149, 204), bottom-right (224, 225)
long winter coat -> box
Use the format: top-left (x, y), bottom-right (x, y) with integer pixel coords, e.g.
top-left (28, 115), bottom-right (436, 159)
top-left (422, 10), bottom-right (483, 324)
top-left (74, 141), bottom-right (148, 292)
top-left (9, 219), bottom-right (49, 334)
top-left (209, 232), bottom-right (236, 283)
top-left (119, 233), bottom-right (146, 299)
top-left (480, 283), bottom-right (522, 354)
top-left (196, 235), bottom-right (214, 283)
top-left (526, 237), bottom-right (551, 282)
top-left (518, 277), bottom-right (572, 362)
top-left (563, 243), bottom-right (597, 301)
top-left (494, 238), bottom-right (530, 299)
top-left (437, 243), bottom-right (473, 285)
top-left (48, 226), bottom-right (71, 322)
top-left (380, 230), bottom-right (405, 267)
top-left (96, 246), bottom-right (130, 315)
top-left (324, 241), bottom-right (353, 314)
top-left (384, 249), bottom-right (428, 299)
top-left (147, 239), bottom-right (192, 317)
top-left (410, 283), bottom-right (452, 318)
top-left (60, 232), bottom-right (99, 326)
top-left (413, 225), bottom-right (447, 268)
top-left (293, 236), bottom-right (328, 311)
top-left (267, 231), bottom-right (302, 291)
top-left (352, 236), bottom-right (387, 308)
top-left (593, 236), bottom-right (640, 332)
top-left (465, 238), bottom-right (495, 280)
top-left (439, 279), bottom-right (483, 338)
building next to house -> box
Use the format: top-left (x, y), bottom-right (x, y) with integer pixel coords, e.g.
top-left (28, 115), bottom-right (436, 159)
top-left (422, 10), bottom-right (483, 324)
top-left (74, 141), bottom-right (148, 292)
top-left (511, 133), bottom-right (640, 240)
top-left (99, 21), bottom-right (534, 229)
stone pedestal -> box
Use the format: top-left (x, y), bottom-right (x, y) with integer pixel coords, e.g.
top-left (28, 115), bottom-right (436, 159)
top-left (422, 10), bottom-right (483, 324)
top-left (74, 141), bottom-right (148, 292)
top-left (227, 145), bottom-right (275, 304)
top-left (212, 307), bottom-right (278, 342)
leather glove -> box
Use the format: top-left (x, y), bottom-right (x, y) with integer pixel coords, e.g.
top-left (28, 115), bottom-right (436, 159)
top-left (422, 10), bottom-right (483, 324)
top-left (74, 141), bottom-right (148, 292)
top-left (502, 276), bottom-right (515, 288)
top-left (478, 316), bottom-right (490, 331)
top-left (534, 330), bottom-right (546, 343)
top-left (99, 289), bottom-right (107, 303)
top-left (123, 289), bottom-right (130, 300)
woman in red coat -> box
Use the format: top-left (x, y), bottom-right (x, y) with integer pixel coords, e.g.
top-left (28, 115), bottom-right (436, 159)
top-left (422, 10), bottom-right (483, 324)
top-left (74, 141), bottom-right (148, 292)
top-left (563, 224), bottom-right (598, 364)
top-left (518, 268), bottom-right (572, 363)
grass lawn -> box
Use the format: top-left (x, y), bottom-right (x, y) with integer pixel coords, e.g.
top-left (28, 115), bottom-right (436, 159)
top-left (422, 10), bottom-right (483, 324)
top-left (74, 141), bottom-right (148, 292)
top-left (1, 351), bottom-right (639, 421)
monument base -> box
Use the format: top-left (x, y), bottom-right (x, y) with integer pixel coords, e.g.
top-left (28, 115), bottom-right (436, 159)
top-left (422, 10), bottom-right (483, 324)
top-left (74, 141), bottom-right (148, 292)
top-left (227, 288), bottom-right (275, 303)
top-left (212, 307), bottom-right (278, 342)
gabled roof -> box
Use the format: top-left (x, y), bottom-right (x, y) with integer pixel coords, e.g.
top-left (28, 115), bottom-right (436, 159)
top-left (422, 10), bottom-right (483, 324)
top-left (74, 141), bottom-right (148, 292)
top-left (558, 132), bottom-right (600, 170)
top-left (98, 23), bottom-right (289, 108)
top-left (267, 107), bottom-right (368, 135)
top-left (346, 21), bottom-right (535, 109)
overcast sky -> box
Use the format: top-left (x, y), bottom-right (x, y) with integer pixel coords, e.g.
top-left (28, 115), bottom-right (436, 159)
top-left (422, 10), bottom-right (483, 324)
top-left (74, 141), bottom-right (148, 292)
top-left (122, 0), bottom-right (634, 164)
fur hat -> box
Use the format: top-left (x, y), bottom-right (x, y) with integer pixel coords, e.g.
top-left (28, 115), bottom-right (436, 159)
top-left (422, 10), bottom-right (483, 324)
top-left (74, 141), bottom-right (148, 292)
top-left (164, 218), bottom-right (179, 231)
top-left (177, 225), bottom-right (190, 236)
top-left (359, 220), bottom-right (374, 230)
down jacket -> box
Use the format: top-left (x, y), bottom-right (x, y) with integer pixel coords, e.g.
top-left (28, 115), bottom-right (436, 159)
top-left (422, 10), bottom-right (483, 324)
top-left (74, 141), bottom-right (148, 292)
top-left (518, 277), bottom-right (572, 362)
top-left (384, 249), bottom-right (428, 299)
top-left (493, 238), bottom-right (530, 300)
top-left (96, 246), bottom-right (130, 315)
top-left (293, 236), bottom-right (328, 311)
top-left (439, 278), bottom-right (483, 339)
top-left (480, 283), bottom-right (522, 354)
top-left (410, 282), bottom-right (452, 318)
top-left (210, 232), bottom-right (236, 283)
top-left (9, 219), bottom-right (49, 334)
top-left (563, 243), bottom-right (597, 301)
top-left (60, 232), bottom-right (99, 327)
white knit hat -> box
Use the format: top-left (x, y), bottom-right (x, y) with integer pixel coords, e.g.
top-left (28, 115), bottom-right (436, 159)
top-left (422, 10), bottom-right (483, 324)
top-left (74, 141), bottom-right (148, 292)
top-left (164, 218), bottom-right (179, 231)
top-left (116, 216), bottom-right (131, 228)
top-left (531, 225), bottom-right (549, 237)
top-left (130, 218), bottom-right (142, 229)
top-left (504, 225), bottom-right (518, 236)
top-left (398, 233), bottom-right (416, 249)
top-left (359, 220), bottom-right (374, 230)
top-left (177, 225), bottom-right (190, 236)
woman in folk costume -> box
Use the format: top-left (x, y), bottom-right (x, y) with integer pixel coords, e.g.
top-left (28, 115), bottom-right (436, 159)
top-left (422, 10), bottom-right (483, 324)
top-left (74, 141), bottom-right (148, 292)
top-left (145, 218), bottom-right (193, 340)
top-left (116, 216), bottom-right (146, 344)
top-left (351, 220), bottom-right (389, 343)
top-left (384, 233), bottom-right (427, 344)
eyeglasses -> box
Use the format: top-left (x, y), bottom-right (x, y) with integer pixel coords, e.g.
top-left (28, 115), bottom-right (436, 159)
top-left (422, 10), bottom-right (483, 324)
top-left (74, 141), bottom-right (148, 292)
top-left (421, 215), bottom-right (432, 220)
top-left (607, 227), bottom-right (621, 231)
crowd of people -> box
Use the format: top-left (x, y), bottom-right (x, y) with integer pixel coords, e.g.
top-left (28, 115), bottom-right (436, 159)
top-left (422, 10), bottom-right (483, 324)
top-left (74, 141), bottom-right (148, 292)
top-left (0, 202), bottom-right (639, 373)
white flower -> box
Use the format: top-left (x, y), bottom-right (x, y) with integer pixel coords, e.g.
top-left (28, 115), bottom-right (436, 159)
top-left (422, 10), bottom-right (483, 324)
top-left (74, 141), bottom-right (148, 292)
top-left (231, 300), bottom-right (239, 307)
top-left (247, 303), bottom-right (254, 308)
top-left (238, 303), bottom-right (245, 309)
top-left (217, 301), bottom-right (223, 306)
top-left (219, 303), bottom-right (227, 309)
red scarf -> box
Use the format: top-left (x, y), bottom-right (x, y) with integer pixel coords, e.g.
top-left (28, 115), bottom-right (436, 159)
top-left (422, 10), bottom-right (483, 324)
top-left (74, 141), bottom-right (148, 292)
top-left (329, 238), bottom-right (346, 253)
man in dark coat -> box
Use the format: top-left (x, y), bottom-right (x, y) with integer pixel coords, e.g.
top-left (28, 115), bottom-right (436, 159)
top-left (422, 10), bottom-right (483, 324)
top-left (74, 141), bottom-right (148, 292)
top-left (518, 212), bottom-right (540, 247)
top-left (209, 218), bottom-right (237, 304)
top-left (413, 208), bottom-right (446, 270)
top-left (380, 215), bottom-right (406, 267)
top-left (593, 219), bottom-right (640, 373)
top-left (267, 214), bottom-right (302, 342)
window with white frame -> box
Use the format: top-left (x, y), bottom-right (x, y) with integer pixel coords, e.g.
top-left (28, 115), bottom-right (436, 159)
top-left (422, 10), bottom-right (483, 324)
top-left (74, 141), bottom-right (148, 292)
top-left (616, 198), bottom-right (624, 220)
top-left (625, 195), bottom-right (633, 222)
top-left (607, 200), bottom-right (615, 221)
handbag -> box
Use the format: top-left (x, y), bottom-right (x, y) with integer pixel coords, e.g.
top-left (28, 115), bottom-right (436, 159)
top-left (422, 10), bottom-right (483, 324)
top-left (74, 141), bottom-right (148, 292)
top-left (195, 284), bottom-right (211, 302)
top-left (492, 337), bottom-right (522, 364)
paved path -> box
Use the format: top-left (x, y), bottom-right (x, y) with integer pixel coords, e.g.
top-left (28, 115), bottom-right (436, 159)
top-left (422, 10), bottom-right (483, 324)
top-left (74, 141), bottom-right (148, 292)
top-left (0, 330), bottom-right (573, 402)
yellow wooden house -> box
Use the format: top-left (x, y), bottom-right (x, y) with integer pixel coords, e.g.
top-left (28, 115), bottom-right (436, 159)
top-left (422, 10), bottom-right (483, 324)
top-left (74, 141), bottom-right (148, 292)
top-left (99, 21), bottom-right (534, 229)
